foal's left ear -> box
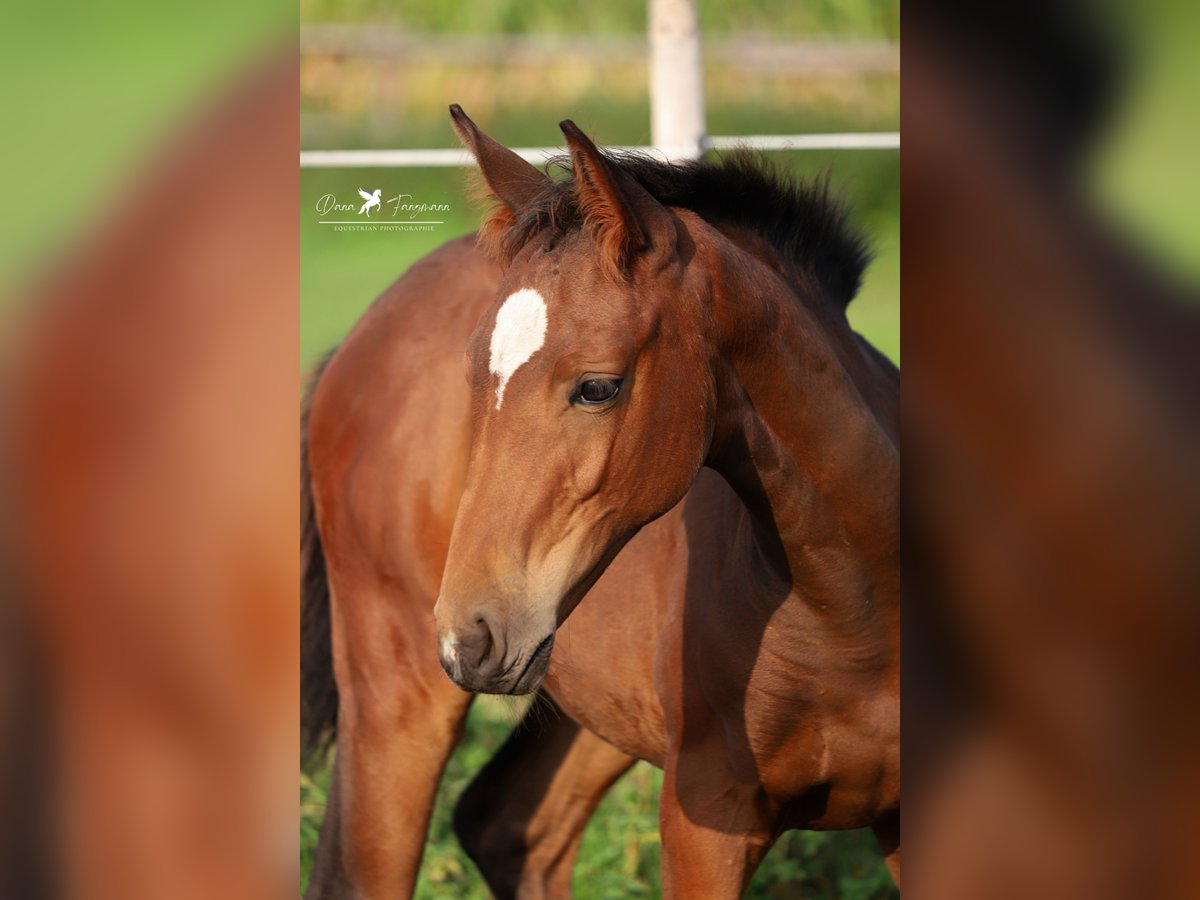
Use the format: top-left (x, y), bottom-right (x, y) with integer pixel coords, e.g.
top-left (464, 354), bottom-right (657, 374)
top-left (450, 104), bottom-right (548, 212)
top-left (559, 120), bottom-right (676, 278)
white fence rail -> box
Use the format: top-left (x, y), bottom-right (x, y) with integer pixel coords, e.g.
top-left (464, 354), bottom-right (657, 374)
top-left (299, 132), bottom-right (900, 169)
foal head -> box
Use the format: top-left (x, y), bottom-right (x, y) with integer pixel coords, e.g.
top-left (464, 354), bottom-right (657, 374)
top-left (434, 108), bottom-right (718, 693)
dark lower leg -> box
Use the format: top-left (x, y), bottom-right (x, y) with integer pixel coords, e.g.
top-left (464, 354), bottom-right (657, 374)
top-left (873, 809), bottom-right (901, 888)
top-left (454, 695), bottom-right (635, 899)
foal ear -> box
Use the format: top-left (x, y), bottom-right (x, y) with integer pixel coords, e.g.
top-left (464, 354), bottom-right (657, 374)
top-left (559, 119), bottom-right (676, 278)
top-left (450, 104), bottom-right (548, 212)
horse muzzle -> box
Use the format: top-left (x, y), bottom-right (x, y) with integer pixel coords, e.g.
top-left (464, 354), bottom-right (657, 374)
top-left (436, 613), bottom-right (554, 695)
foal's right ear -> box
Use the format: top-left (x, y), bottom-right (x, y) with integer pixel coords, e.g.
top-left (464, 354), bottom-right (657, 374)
top-left (450, 104), bottom-right (548, 212)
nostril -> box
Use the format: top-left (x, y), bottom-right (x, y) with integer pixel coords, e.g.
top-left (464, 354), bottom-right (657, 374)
top-left (467, 609), bottom-right (505, 674)
top-left (473, 617), bottom-right (494, 667)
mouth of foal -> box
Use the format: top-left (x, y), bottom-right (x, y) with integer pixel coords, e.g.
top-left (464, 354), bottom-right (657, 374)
top-left (506, 633), bottom-right (555, 694)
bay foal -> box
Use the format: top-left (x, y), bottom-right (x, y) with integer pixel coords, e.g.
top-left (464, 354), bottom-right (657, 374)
top-left (303, 108), bottom-right (899, 897)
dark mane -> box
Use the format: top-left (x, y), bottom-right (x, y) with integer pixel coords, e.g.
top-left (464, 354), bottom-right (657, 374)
top-left (486, 149), bottom-right (871, 309)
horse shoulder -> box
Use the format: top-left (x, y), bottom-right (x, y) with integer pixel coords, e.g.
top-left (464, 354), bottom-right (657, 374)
top-left (309, 234), bottom-right (499, 594)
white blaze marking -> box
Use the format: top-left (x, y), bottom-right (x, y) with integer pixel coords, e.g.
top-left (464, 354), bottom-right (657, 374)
top-left (489, 288), bottom-right (548, 409)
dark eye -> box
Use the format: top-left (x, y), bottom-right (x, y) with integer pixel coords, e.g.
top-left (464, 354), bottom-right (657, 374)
top-left (576, 378), bottom-right (621, 405)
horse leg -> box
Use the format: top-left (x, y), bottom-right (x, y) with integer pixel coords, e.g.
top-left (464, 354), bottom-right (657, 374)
top-left (453, 696), bottom-right (636, 899)
top-left (306, 577), bottom-right (473, 899)
top-left (658, 747), bottom-right (777, 899)
top-left (873, 809), bottom-right (901, 888)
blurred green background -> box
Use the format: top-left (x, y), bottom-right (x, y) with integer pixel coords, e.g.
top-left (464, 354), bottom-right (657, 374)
top-left (0, 1), bottom-right (289, 296)
top-left (301, 1), bottom-right (899, 897)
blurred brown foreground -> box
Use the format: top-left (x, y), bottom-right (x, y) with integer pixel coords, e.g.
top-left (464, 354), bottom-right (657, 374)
top-left (905, 1), bottom-right (1200, 898)
top-left (3, 53), bottom-right (298, 900)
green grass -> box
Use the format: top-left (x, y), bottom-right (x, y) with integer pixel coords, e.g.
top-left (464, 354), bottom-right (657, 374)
top-left (301, 699), bottom-right (898, 898)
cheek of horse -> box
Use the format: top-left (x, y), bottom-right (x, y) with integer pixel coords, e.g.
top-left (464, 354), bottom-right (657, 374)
top-left (567, 441), bottom-right (609, 501)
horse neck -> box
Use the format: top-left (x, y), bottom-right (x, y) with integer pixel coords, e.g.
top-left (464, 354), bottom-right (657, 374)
top-left (705, 238), bottom-right (900, 627)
